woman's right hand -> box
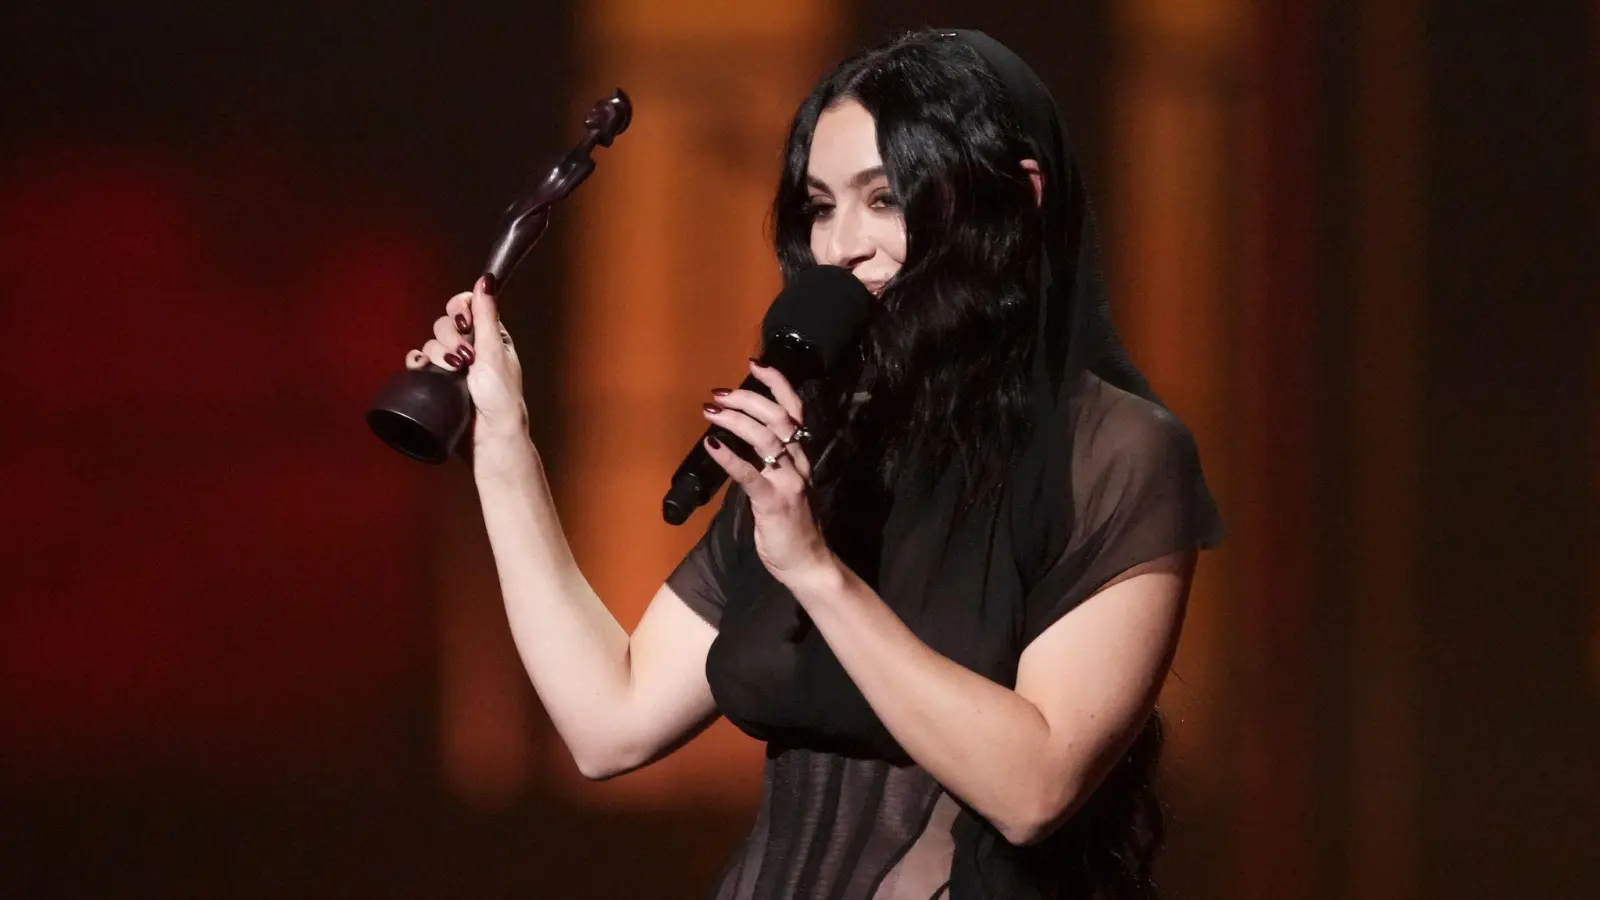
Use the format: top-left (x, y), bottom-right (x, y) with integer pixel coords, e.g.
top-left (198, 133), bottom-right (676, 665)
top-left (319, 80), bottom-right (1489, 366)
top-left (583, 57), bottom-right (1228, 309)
top-left (404, 275), bottom-right (530, 450)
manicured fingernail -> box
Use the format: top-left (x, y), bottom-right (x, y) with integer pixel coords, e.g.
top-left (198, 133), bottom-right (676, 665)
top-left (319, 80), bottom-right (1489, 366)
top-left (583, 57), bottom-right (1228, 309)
top-left (455, 314), bottom-right (471, 333)
top-left (443, 353), bottom-right (463, 369)
top-left (706, 436), bottom-right (722, 450)
top-left (479, 273), bottom-right (498, 295)
top-left (749, 357), bottom-right (763, 367)
top-left (702, 403), bottom-right (722, 415)
top-left (457, 345), bottom-right (474, 364)
top-left (711, 388), bottom-right (731, 397)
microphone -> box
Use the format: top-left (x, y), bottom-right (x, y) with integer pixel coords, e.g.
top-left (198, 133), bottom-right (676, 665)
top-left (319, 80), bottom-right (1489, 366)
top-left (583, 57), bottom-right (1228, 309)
top-left (662, 265), bottom-right (873, 525)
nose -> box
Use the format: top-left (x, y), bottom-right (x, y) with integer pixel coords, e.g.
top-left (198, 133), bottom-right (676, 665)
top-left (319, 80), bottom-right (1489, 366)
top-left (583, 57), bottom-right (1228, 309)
top-left (825, 206), bottom-right (874, 270)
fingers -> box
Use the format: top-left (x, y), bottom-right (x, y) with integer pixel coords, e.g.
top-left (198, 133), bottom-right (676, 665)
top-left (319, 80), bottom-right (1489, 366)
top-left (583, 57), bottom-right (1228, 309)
top-left (702, 434), bottom-right (809, 509)
top-left (469, 275), bottom-right (503, 350)
top-left (703, 403), bottom-right (786, 462)
top-left (710, 382), bottom-right (811, 478)
top-left (703, 436), bottom-right (768, 493)
top-left (711, 387), bottom-right (793, 434)
top-left (409, 284), bottom-right (486, 372)
top-left (748, 360), bottom-right (804, 424)
top-left (432, 315), bottom-right (474, 365)
top-left (702, 406), bottom-right (812, 480)
top-left (781, 439), bottom-right (813, 480)
top-left (444, 291), bottom-right (474, 338)
top-left (421, 337), bottom-right (464, 371)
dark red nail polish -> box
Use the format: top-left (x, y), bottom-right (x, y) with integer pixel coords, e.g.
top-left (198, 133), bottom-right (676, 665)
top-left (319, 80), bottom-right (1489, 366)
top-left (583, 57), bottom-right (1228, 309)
top-left (480, 273), bottom-right (498, 295)
top-left (455, 314), bottom-right (471, 333)
top-left (749, 357), bottom-right (762, 366)
top-left (711, 387), bottom-right (731, 397)
top-left (703, 403), bottom-right (722, 414)
top-left (706, 436), bottom-right (723, 450)
top-left (443, 353), bottom-right (463, 369)
top-left (457, 345), bottom-right (474, 364)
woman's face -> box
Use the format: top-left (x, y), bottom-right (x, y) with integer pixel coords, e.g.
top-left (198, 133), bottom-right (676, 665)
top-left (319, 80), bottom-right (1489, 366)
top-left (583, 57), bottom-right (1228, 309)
top-left (805, 99), bottom-right (906, 297)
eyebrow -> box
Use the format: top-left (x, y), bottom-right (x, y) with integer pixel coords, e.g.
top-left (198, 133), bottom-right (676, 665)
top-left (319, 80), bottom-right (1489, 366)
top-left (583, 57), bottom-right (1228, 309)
top-left (806, 165), bottom-right (887, 193)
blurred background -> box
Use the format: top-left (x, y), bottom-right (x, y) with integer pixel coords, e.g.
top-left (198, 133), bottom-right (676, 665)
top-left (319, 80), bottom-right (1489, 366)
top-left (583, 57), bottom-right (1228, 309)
top-left (1, 0), bottom-right (1595, 897)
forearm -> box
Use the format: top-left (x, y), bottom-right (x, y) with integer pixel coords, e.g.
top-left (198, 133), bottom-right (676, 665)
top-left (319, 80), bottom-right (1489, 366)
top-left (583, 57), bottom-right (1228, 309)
top-left (472, 434), bottom-right (634, 774)
top-left (787, 560), bottom-right (1076, 844)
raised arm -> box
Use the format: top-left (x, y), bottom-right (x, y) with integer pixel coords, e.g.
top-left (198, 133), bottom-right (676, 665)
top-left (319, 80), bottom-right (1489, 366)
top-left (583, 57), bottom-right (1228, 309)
top-left (412, 278), bottom-right (720, 779)
top-left (472, 440), bottom-right (720, 779)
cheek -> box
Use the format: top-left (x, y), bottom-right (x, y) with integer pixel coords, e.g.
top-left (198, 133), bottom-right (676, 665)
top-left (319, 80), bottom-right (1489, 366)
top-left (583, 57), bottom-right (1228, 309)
top-left (876, 218), bottom-right (908, 265)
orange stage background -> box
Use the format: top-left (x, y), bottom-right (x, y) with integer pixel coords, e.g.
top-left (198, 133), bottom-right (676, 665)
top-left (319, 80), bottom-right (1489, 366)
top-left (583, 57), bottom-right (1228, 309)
top-left (2, 2), bottom-right (1596, 898)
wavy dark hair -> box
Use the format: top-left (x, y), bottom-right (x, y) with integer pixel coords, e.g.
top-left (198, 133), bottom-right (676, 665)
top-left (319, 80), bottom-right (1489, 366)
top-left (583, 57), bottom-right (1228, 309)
top-left (772, 31), bottom-right (1042, 511)
top-left (771, 30), bottom-right (1170, 900)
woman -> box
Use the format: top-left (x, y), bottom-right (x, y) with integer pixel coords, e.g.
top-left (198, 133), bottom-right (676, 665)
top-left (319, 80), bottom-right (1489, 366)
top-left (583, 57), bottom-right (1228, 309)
top-left (408, 28), bottom-right (1222, 900)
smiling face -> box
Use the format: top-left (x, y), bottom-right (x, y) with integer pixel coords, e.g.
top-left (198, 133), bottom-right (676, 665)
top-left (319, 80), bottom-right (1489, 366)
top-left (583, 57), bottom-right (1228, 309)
top-left (804, 99), bottom-right (907, 297)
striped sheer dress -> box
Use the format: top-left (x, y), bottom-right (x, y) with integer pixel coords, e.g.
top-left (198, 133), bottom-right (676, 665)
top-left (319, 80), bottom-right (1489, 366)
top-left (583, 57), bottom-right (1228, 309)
top-left (665, 375), bottom-right (1222, 900)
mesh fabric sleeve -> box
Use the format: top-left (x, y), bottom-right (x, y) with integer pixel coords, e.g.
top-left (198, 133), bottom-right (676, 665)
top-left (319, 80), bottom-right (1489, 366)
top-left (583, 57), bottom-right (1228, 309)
top-left (1020, 391), bottom-right (1222, 648)
top-left (664, 484), bottom-right (750, 629)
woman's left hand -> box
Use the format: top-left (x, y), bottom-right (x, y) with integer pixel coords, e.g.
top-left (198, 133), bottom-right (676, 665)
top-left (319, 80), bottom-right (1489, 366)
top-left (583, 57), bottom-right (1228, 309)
top-left (701, 361), bottom-right (830, 585)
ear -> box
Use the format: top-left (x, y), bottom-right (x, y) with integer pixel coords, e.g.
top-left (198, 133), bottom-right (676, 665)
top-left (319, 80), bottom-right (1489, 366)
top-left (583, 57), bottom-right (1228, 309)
top-left (1020, 158), bottom-right (1044, 207)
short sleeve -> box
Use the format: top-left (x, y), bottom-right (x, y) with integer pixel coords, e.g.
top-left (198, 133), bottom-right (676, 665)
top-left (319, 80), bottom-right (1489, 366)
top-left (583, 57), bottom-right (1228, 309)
top-left (1020, 390), bottom-right (1223, 647)
top-left (664, 484), bottom-right (750, 628)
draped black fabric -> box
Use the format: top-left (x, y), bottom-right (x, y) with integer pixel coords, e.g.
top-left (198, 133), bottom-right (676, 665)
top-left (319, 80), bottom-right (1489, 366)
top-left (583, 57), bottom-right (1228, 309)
top-left (666, 30), bottom-right (1224, 900)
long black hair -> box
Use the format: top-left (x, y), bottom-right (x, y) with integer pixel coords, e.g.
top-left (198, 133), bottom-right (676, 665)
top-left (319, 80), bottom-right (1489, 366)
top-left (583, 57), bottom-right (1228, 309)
top-left (773, 30), bottom-right (1043, 511)
top-left (771, 29), bottom-right (1171, 900)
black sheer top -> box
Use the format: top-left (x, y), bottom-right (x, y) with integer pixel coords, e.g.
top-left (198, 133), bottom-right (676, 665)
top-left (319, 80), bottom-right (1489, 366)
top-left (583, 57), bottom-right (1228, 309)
top-left (667, 375), bottom-right (1222, 900)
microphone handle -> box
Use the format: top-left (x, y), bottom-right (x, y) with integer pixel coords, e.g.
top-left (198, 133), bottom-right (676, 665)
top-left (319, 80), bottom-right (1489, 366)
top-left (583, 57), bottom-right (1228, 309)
top-left (662, 334), bottom-right (826, 525)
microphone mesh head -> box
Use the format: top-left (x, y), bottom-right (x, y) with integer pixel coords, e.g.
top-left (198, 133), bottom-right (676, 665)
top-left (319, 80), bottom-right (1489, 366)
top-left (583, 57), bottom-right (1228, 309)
top-left (761, 265), bottom-right (874, 372)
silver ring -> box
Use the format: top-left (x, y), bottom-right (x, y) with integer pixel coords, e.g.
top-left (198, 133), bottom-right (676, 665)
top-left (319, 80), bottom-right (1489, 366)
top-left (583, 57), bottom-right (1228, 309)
top-left (761, 450), bottom-right (788, 469)
top-left (783, 426), bottom-right (812, 446)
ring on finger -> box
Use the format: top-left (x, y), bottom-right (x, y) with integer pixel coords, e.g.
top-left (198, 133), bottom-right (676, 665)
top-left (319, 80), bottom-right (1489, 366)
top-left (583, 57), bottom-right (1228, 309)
top-left (782, 425), bottom-right (812, 447)
top-left (761, 449), bottom-right (790, 470)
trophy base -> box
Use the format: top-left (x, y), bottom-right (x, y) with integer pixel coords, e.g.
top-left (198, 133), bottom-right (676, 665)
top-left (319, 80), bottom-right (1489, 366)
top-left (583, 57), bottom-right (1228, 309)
top-left (367, 367), bottom-right (472, 464)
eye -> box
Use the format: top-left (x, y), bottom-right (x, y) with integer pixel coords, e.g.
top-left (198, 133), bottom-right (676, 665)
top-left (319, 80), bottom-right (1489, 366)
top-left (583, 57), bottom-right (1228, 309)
top-left (869, 190), bottom-right (900, 211)
top-left (802, 197), bottom-right (835, 220)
